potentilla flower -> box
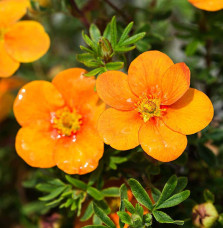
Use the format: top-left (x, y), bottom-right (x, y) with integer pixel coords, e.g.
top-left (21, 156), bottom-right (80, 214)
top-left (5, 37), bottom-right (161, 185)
top-left (188, 0), bottom-right (223, 11)
top-left (14, 68), bottom-right (105, 174)
top-left (96, 51), bottom-right (214, 162)
top-left (0, 0), bottom-right (50, 78)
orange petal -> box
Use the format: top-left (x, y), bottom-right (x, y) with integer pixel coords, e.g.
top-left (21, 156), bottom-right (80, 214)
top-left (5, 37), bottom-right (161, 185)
top-left (163, 88), bottom-right (214, 135)
top-left (97, 108), bottom-right (143, 150)
top-left (0, 41), bottom-right (20, 77)
top-left (160, 63), bottom-right (190, 105)
top-left (0, 0), bottom-right (29, 27)
top-left (96, 71), bottom-right (138, 110)
top-left (139, 118), bottom-right (187, 162)
top-left (15, 123), bottom-right (56, 168)
top-left (188, 0), bottom-right (223, 11)
top-left (0, 92), bottom-right (14, 122)
top-left (4, 21), bottom-right (50, 62)
top-left (54, 124), bottom-right (104, 175)
top-left (52, 68), bottom-right (99, 110)
top-left (13, 81), bottom-right (64, 126)
top-left (128, 51), bottom-right (174, 97)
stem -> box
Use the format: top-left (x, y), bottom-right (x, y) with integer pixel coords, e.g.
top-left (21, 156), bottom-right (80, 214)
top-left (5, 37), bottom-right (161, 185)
top-left (69, 0), bottom-right (90, 28)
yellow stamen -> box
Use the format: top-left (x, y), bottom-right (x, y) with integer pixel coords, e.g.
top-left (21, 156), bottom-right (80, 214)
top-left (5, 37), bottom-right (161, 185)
top-left (52, 107), bottom-right (82, 136)
top-left (136, 96), bottom-right (164, 122)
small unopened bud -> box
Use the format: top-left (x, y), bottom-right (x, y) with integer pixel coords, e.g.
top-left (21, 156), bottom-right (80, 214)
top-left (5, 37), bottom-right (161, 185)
top-left (99, 37), bottom-right (113, 63)
top-left (192, 202), bottom-right (218, 228)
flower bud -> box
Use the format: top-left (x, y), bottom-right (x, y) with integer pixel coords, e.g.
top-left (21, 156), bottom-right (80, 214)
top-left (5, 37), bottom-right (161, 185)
top-left (192, 202), bottom-right (218, 228)
top-left (99, 37), bottom-right (113, 63)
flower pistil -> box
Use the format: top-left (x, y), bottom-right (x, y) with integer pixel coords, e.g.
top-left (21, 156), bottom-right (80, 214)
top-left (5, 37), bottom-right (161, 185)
top-left (52, 107), bottom-right (82, 136)
top-left (137, 96), bottom-right (165, 122)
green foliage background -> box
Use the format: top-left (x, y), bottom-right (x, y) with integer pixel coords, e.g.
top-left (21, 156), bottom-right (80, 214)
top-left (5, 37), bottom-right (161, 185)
top-left (1, 0), bottom-right (223, 227)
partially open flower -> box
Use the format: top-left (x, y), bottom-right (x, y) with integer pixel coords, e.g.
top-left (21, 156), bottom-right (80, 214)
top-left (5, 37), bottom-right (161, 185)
top-left (192, 202), bottom-right (219, 228)
top-left (96, 51), bottom-right (214, 162)
top-left (14, 68), bottom-right (105, 174)
top-left (0, 0), bottom-right (50, 77)
top-left (188, 0), bottom-right (223, 11)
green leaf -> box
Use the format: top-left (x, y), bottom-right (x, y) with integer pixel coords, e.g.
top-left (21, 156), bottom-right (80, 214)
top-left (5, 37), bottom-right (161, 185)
top-left (114, 45), bottom-right (135, 52)
top-left (203, 189), bottom-right (215, 203)
top-left (65, 198), bottom-right (73, 208)
top-left (80, 45), bottom-right (95, 54)
top-left (48, 179), bottom-right (65, 186)
top-left (118, 21), bottom-right (134, 44)
top-left (39, 186), bottom-right (67, 201)
top-left (185, 40), bottom-right (200, 56)
top-left (151, 187), bottom-right (161, 202)
top-left (102, 187), bottom-right (120, 197)
top-left (84, 226), bottom-right (107, 228)
top-left (119, 184), bottom-right (128, 228)
top-left (71, 201), bottom-right (77, 211)
top-left (36, 183), bottom-right (56, 193)
top-left (84, 67), bottom-right (105, 77)
top-left (80, 201), bottom-right (94, 221)
top-left (76, 53), bottom-right (94, 63)
top-left (117, 211), bottom-right (132, 225)
top-left (105, 62), bottom-right (124, 71)
top-left (155, 175), bottom-right (178, 208)
top-left (87, 186), bottom-right (104, 201)
top-left (156, 190), bottom-right (190, 209)
top-left (136, 39), bottom-right (151, 52)
top-left (46, 197), bottom-right (63, 206)
top-left (82, 31), bottom-right (97, 52)
top-left (110, 16), bottom-right (117, 48)
top-left (172, 177), bottom-right (188, 194)
top-left (153, 211), bottom-right (184, 225)
top-left (218, 213), bottom-right (223, 225)
top-left (95, 200), bottom-right (111, 215)
top-left (65, 175), bottom-right (87, 190)
top-left (124, 199), bottom-right (135, 214)
top-left (128, 178), bottom-right (153, 211)
top-left (119, 32), bottom-right (146, 46)
top-left (93, 203), bottom-right (116, 228)
top-left (103, 23), bottom-right (111, 39)
top-left (90, 24), bottom-right (101, 42)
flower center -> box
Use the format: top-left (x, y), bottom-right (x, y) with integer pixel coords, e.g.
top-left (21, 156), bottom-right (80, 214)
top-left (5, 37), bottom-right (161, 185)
top-left (137, 97), bottom-right (164, 122)
top-left (52, 107), bottom-right (82, 136)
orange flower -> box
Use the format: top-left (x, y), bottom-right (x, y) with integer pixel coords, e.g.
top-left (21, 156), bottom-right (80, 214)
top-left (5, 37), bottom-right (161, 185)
top-left (13, 68), bottom-right (105, 174)
top-left (0, 77), bottom-right (25, 122)
top-left (0, 0), bottom-right (50, 78)
top-left (96, 51), bottom-right (214, 162)
top-left (188, 0), bottom-right (223, 11)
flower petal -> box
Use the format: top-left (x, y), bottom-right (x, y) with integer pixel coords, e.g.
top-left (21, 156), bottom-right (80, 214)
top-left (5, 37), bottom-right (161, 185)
top-left (0, 41), bottom-right (20, 77)
top-left (4, 21), bottom-right (50, 62)
top-left (52, 68), bottom-right (100, 111)
top-left (54, 124), bottom-right (104, 175)
top-left (160, 63), bottom-right (190, 105)
top-left (97, 108), bottom-right (143, 150)
top-left (139, 118), bottom-right (187, 162)
top-left (188, 0), bottom-right (223, 11)
top-left (128, 51), bottom-right (174, 97)
top-left (96, 71), bottom-right (138, 110)
top-left (163, 88), bottom-right (214, 135)
top-left (13, 81), bottom-right (64, 126)
top-left (15, 123), bottom-right (56, 168)
top-left (0, 0), bottom-right (29, 27)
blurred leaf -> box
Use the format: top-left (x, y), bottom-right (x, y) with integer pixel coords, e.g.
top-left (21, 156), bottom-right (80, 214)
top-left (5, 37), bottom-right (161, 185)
top-left (105, 62), bottom-right (124, 71)
top-left (87, 187), bottom-right (104, 201)
top-left (102, 187), bottom-right (120, 197)
top-left (65, 175), bottom-right (87, 190)
top-left (90, 24), bottom-right (101, 42)
top-left (81, 201), bottom-right (94, 221)
top-left (39, 186), bottom-right (67, 201)
top-left (117, 211), bottom-right (132, 225)
top-left (198, 144), bottom-right (217, 166)
top-left (203, 189), bottom-right (215, 203)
